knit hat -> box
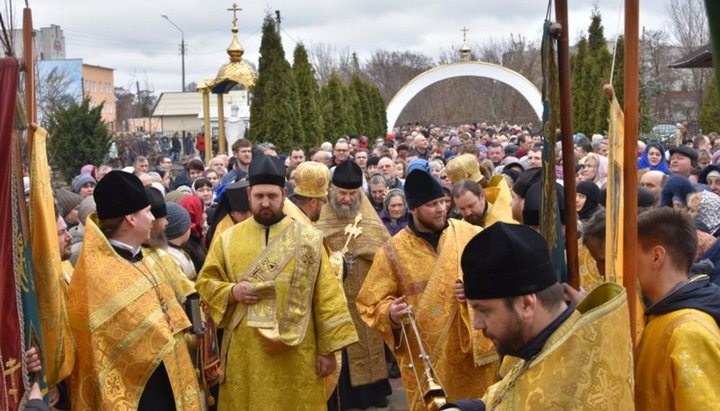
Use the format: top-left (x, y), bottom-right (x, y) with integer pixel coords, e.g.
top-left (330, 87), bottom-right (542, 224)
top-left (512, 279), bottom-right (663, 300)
top-left (94, 171), bottom-right (149, 219)
top-left (77, 196), bottom-right (96, 225)
top-left (145, 186), bottom-right (167, 219)
top-left (165, 202), bottom-right (191, 240)
top-left (332, 160), bottom-right (363, 189)
top-left (407, 159), bottom-right (430, 175)
top-left (404, 169), bottom-right (444, 210)
top-left (294, 161), bottom-right (331, 198)
top-left (462, 222), bottom-right (557, 299)
top-left (72, 174), bottom-right (97, 194)
top-left (54, 189), bottom-right (83, 218)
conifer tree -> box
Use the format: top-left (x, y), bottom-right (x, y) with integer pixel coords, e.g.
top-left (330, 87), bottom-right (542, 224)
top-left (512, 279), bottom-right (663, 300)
top-left (292, 43), bottom-right (323, 148)
top-left (248, 14), bottom-right (303, 152)
top-left (571, 9), bottom-right (613, 135)
top-left (47, 97), bottom-right (111, 183)
top-left (320, 72), bottom-right (352, 140)
top-left (699, 76), bottom-right (720, 133)
top-left (349, 73), bottom-right (370, 134)
top-left (368, 85), bottom-right (387, 138)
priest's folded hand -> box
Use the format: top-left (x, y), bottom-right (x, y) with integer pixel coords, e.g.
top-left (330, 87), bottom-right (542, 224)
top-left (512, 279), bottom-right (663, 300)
top-left (316, 353), bottom-right (337, 377)
top-left (389, 296), bottom-right (412, 326)
top-left (232, 281), bottom-right (260, 305)
top-left (453, 281), bottom-right (467, 303)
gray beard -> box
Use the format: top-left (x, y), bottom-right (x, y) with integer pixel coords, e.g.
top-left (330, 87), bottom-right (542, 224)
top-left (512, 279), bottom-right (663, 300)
top-left (330, 194), bottom-right (361, 218)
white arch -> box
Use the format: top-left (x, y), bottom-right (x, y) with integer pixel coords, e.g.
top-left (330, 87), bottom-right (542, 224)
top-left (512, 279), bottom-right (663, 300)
top-left (386, 61), bottom-right (543, 133)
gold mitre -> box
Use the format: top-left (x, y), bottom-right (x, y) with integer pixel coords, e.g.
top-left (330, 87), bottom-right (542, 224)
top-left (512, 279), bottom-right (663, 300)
top-left (446, 153), bottom-right (483, 184)
top-left (294, 161), bottom-right (331, 198)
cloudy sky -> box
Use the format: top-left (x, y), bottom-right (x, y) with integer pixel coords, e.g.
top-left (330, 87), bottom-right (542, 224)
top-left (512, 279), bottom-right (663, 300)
top-left (14, 0), bottom-right (669, 94)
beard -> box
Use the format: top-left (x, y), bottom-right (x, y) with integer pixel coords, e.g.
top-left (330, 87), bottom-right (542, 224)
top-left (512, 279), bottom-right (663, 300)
top-left (146, 223), bottom-right (168, 249)
top-left (465, 211), bottom-right (486, 227)
top-left (414, 208), bottom-right (447, 232)
top-left (252, 205), bottom-right (284, 226)
top-left (483, 310), bottom-right (526, 357)
top-left (330, 191), bottom-right (361, 218)
top-left (60, 243), bottom-right (72, 261)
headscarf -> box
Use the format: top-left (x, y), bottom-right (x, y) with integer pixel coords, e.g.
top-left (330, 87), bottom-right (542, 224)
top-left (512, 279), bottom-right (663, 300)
top-left (637, 142), bottom-right (669, 173)
top-left (581, 153), bottom-right (608, 188)
top-left (695, 191), bottom-right (720, 236)
top-left (661, 175), bottom-right (695, 208)
top-left (576, 181), bottom-right (600, 221)
top-left (178, 194), bottom-right (205, 239)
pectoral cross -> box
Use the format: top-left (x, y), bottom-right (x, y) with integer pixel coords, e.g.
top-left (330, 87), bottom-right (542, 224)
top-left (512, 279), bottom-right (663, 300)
top-left (461, 26), bottom-right (469, 42)
top-left (228, 3), bottom-right (242, 27)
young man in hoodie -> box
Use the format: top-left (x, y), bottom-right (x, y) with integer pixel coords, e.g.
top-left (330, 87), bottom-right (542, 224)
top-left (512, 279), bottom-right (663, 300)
top-left (635, 207), bottom-right (720, 409)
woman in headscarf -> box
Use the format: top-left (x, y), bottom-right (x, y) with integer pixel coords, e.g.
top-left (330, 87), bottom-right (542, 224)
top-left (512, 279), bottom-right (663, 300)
top-left (688, 190), bottom-right (720, 237)
top-left (177, 195), bottom-right (207, 273)
top-left (637, 141), bottom-right (669, 173)
top-left (578, 153), bottom-right (608, 188)
top-left (379, 189), bottom-right (410, 236)
top-left (576, 181), bottom-right (601, 222)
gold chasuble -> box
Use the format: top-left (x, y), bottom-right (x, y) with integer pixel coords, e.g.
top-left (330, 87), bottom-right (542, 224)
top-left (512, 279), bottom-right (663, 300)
top-left (196, 216), bottom-right (358, 410)
top-left (315, 196), bottom-right (391, 387)
top-left (67, 216), bottom-right (202, 410)
top-left (209, 214), bottom-right (236, 248)
top-left (482, 283), bottom-right (635, 410)
top-left (483, 175), bottom-right (517, 228)
top-left (357, 219), bottom-right (498, 411)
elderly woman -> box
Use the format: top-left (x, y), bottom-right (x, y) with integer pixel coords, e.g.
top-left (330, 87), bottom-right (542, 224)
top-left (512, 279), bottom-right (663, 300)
top-left (379, 189), bottom-right (410, 236)
top-left (578, 153), bottom-right (608, 188)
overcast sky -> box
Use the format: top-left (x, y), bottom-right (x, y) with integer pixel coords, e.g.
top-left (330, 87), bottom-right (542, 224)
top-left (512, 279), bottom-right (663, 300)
top-left (15, 0), bottom-right (669, 94)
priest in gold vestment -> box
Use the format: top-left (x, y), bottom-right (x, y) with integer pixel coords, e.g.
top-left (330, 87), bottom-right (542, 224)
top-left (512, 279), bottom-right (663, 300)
top-left (316, 160), bottom-right (392, 409)
top-left (68, 171), bottom-right (202, 410)
top-left (196, 156), bottom-right (358, 410)
top-left (441, 222), bottom-right (634, 410)
top-left (357, 169), bottom-right (498, 411)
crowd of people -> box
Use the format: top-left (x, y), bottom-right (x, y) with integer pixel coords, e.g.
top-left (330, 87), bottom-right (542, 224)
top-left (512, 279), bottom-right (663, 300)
top-left (32, 120), bottom-right (720, 410)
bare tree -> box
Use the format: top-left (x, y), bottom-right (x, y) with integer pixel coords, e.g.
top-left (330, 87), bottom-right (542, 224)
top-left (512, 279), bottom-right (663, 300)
top-left (308, 42), bottom-right (354, 85)
top-left (665, 0), bottom-right (710, 117)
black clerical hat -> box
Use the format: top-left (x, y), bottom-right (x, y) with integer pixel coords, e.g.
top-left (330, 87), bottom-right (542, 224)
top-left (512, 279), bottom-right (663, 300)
top-left (145, 186), bottom-right (167, 218)
top-left (248, 155), bottom-right (286, 187)
top-left (462, 222), bottom-right (557, 299)
top-left (225, 181), bottom-right (250, 212)
top-left (332, 160), bottom-right (363, 189)
top-left (94, 171), bottom-right (150, 219)
top-left (522, 182), bottom-right (565, 226)
top-left (404, 169), bottom-right (444, 209)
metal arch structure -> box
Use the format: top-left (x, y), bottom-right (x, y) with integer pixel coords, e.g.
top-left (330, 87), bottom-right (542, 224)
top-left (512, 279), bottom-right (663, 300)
top-left (386, 61), bottom-right (543, 133)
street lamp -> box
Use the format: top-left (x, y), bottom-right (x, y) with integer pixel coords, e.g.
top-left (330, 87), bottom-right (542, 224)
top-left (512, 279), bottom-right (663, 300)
top-left (161, 14), bottom-right (186, 92)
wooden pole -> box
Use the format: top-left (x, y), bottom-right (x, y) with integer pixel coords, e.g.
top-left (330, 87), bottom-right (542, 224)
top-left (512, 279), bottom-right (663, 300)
top-left (624, 0), bottom-right (639, 345)
top-left (23, 7), bottom-right (36, 164)
top-left (202, 89), bottom-right (212, 166)
top-left (217, 93), bottom-right (226, 156)
top-left (554, 0), bottom-right (579, 288)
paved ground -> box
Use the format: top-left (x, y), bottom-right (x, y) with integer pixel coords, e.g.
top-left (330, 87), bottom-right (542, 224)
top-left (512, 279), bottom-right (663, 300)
top-left (347, 376), bottom-right (409, 411)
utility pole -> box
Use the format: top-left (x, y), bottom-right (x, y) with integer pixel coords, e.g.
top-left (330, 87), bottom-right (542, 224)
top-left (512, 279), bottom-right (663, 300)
top-left (161, 14), bottom-right (186, 91)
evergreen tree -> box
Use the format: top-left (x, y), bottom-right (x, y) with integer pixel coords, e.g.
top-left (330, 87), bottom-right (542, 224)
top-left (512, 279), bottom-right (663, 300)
top-left (611, 36), bottom-right (624, 108)
top-left (699, 76), bottom-right (720, 134)
top-left (368, 85), bottom-right (387, 138)
top-left (571, 9), bottom-right (613, 135)
top-left (292, 43), bottom-right (323, 148)
top-left (320, 72), bottom-right (352, 140)
top-left (349, 73), bottom-right (370, 134)
top-left (47, 97), bottom-right (111, 184)
top-left (248, 14), bottom-right (303, 151)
